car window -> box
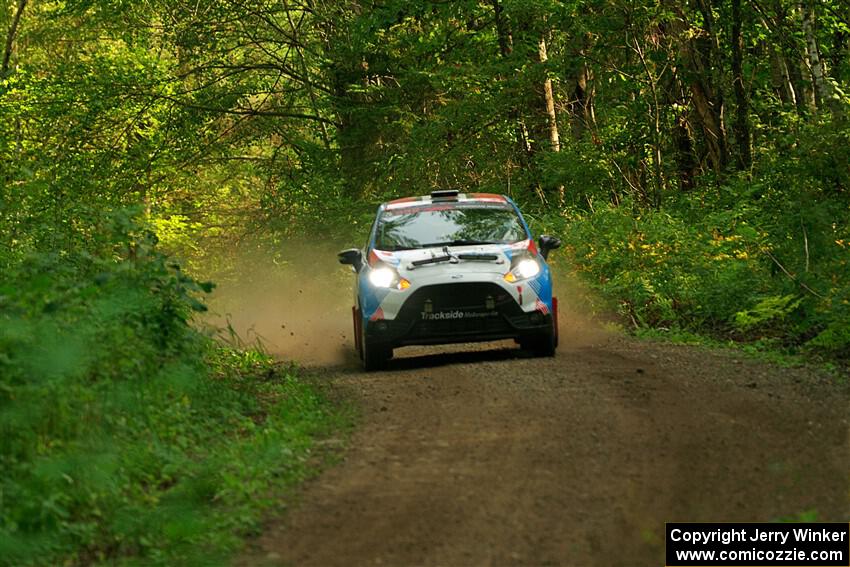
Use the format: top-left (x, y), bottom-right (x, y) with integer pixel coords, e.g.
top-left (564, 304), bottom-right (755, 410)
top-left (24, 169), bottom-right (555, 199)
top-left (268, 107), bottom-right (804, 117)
top-left (375, 204), bottom-right (528, 251)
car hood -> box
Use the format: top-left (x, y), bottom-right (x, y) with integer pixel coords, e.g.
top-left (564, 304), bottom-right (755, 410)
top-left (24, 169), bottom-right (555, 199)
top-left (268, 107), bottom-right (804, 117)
top-left (371, 240), bottom-right (533, 278)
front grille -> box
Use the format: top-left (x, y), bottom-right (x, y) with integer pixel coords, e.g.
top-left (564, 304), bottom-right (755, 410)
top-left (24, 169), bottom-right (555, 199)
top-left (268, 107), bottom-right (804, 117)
top-left (398, 283), bottom-right (521, 339)
top-left (401, 282), bottom-right (515, 312)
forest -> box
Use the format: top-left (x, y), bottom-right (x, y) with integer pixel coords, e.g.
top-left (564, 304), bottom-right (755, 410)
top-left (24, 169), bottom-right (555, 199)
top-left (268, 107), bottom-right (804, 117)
top-left (1, 0), bottom-right (848, 564)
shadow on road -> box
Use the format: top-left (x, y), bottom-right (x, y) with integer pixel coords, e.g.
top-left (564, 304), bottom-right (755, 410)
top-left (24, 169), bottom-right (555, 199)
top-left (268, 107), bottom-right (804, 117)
top-left (387, 346), bottom-right (531, 371)
top-left (325, 342), bottom-right (538, 374)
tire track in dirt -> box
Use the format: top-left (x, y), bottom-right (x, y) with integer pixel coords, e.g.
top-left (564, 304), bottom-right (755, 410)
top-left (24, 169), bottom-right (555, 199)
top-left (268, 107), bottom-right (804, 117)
top-left (239, 325), bottom-right (849, 567)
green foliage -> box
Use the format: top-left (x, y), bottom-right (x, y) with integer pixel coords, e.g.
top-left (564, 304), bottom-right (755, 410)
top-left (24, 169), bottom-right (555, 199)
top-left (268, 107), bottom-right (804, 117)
top-left (559, 204), bottom-right (763, 329)
top-left (555, 118), bottom-right (850, 363)
top-left (0, 218), bottom-right (342, 566)
top-left (734, 295), bottom-right (802, 332)
top-left (1, 0), bottom-right (849, 560)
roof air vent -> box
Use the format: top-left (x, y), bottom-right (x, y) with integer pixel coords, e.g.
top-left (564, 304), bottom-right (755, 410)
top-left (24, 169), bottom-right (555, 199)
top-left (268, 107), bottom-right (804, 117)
top-left (430, 189), bottom-right (460, 200)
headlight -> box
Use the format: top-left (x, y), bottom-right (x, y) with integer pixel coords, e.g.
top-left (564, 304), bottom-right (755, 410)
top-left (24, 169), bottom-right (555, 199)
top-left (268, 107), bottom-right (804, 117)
top-left (504, 258), bottom-right (540, 282)
top-left (368, 265), bottom-right (411, 290)
top-left (369, 267), bottom-right (396, 288)
top-left (516, 258), bottom-right (540, 279)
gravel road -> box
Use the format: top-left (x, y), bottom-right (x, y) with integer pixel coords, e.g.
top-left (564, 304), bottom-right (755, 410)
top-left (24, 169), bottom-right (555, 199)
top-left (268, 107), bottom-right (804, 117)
top-left (238, 319), bottom-right (849, 567)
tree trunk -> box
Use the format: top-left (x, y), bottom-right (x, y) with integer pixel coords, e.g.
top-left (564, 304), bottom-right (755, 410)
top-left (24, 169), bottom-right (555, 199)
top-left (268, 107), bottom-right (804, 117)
top-left (2, 0), bottom-right (28, 78)
top-left (731, 0), bottom-right (752, 169)
top-left (665, 66), bottom-right (699, 191)
top-left (790, 53), bottom-right (813, 114)
top-left (538, 34), bottom-right (564, 202)
top-left (672, 112), bottom-right (697, 191)
top-left (690, 82), bottom-right (727, 173)
top-left (801, 0), bottom-right (842, 115)
top-left (694, 0), bottom-right (729, 138)
top-left (538, 36), bottom-right (560, 154)
top-left (801, 1), bottom-right (824, 108)
top-left (569, 57), bottom-right (594, 140)
top-left (769, 48), bottom-right (798, 107)
top-left (665, 2), bottom-right (729, 175)
top-left (491, 0), bottom-right (513, 58)
top-left (769, 4), bottom-right (810, 115)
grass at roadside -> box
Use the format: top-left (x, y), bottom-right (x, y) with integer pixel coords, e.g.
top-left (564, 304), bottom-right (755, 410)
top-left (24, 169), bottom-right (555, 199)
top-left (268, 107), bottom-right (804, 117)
top-left (630, 326), bottom-right (846, 379)
top-left (0, 342), bottom-right (349, 567)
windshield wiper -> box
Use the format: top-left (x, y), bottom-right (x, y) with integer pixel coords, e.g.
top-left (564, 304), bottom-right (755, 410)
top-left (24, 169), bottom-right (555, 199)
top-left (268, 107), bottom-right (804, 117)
top-left (411, 250), bottom-right (503, 267)
top-left (411, 254), bottom-right (453, 267)
top-left (407, 240), bottom-right (502, 267)
top-left (457, 253), bottom-right (501, 262)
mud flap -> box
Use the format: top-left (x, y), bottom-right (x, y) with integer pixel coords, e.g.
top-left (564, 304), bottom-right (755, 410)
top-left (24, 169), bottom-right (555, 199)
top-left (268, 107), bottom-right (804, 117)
top-left (353, 306), bottom-right (363, 359)
top-left (552, 296), bottom-right (559, 348)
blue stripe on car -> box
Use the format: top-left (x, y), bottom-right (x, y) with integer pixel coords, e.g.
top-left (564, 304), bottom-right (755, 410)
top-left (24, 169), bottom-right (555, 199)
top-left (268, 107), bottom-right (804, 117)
top-left (359, 270), bottom-right (390, 320)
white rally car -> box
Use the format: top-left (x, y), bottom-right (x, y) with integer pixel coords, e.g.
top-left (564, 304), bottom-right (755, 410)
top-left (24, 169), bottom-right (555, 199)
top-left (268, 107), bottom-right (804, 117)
top-left (339, 190), bottom-right (561, 370)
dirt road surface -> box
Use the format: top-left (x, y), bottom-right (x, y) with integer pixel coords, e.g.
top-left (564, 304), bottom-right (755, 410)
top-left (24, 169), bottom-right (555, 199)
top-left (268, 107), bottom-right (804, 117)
top-left (239, 321), bottom-right (849, 566)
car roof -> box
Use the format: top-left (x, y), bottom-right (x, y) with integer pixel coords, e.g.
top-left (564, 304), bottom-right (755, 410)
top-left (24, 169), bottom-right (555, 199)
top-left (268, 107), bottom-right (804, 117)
top-left (383, 192), bottom-right (508, 211)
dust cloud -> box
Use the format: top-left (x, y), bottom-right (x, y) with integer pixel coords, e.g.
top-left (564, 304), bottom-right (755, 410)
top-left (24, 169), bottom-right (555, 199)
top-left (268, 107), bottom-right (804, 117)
top-left (201, 240), bottom-right (357, 367)
top-left (548, 262), bottom-right (617, 349)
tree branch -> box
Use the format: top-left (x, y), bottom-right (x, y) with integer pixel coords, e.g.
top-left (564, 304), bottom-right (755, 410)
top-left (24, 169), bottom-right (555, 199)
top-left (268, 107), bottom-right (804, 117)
top-left (158, 94), bottom-right (341, 127)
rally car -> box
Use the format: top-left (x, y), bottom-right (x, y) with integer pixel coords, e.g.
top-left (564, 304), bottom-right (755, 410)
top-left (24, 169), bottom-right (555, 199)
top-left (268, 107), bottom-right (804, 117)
top-left (338, 190), bottom-right (561, 370)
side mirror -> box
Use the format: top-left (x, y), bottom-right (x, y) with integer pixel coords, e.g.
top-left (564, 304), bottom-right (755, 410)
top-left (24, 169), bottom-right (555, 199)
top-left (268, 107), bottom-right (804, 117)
top-left (338, 248), bottom-right (363, 271)
top-left (538, 235), bottom-right (561, 260)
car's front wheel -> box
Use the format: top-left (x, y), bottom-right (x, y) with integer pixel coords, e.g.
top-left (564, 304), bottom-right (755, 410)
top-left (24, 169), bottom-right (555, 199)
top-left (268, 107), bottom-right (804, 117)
top-left (361, 325), bottom-right (391, 371)
top-left (520, 323), bottom-right (557, 358)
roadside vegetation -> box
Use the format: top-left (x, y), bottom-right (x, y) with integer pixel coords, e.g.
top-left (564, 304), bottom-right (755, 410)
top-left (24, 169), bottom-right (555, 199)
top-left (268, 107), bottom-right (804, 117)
top-left (1, 0), bottom-right (848, 564)
top-left (0, 223), bottom-right (345, 565)
top-left (549, 119), bottom-right (850, 367)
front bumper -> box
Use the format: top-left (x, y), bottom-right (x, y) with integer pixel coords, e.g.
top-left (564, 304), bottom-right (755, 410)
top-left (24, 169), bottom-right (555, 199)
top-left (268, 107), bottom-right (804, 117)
top-left (364, 282), bottom-right (553, 348)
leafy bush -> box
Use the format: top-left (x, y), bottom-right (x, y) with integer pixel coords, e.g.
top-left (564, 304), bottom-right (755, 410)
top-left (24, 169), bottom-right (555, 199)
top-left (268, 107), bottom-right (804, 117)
top-left (0, 218), bottom-right (342, 566)
top-left (733, 295), bottom-right (802, 332)
top-left (544, 118), bottom-right (850, 364)
top-left (554, 197), bottom-right (846, 364)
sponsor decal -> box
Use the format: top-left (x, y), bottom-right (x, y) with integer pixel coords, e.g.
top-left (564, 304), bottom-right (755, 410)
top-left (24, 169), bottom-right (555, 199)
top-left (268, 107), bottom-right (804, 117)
top-left (535, 299), bottom-right (550, 315)
top-left (421, 310), bottom-right (498, 321)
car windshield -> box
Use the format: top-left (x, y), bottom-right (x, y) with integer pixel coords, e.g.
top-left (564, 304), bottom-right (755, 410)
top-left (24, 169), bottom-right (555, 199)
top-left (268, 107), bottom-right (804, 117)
top-left (375, 203), bottom-right (528, 251)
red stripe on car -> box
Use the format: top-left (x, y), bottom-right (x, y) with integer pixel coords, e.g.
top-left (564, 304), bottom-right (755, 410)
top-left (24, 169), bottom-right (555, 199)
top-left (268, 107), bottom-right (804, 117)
top-left (468, 193), bottom-right (507, 201)
top-left (368, 250), bottom-right (381, 267)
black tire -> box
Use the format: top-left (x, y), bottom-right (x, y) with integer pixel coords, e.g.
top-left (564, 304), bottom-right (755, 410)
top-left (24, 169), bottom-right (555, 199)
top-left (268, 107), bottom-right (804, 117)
top-left (520, 324), bottom-right (557, 357)
top-left (361, 327), bottom-right (391, 371)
